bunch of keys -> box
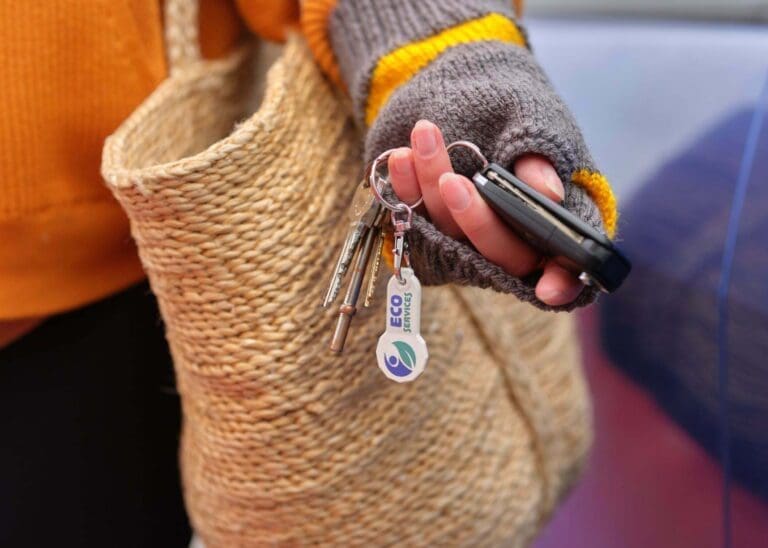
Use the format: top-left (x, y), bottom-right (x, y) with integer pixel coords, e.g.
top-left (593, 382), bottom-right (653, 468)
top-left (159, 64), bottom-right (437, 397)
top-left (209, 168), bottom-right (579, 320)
top-left (322, 149), bottom-right (429, 383)
top-left (322, 139), bottom-right (631, 383)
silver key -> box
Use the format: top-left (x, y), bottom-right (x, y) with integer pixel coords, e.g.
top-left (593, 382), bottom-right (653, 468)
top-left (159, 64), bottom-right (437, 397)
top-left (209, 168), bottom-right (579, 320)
top-left (329, 210), bottom-right (383, 353)
top-left (348, 178), bottom-right (379, 221)
top-left (323, 224), bottom-right (362, 307)
top-left (322, 181), bottom-right (383, 308)
top-left (323, 232), bottom-right (352, 304)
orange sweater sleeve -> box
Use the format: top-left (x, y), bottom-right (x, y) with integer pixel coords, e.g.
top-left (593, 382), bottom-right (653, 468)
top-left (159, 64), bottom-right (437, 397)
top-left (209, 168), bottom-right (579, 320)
top-left (234, 0), bottom-right (300, 43)
top-left (0, 0), bottom-right (292, 320)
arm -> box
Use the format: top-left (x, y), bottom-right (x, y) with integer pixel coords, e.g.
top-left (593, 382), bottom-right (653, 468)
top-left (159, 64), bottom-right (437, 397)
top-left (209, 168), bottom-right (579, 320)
top-left (240, 0), bottom-right (618, 310)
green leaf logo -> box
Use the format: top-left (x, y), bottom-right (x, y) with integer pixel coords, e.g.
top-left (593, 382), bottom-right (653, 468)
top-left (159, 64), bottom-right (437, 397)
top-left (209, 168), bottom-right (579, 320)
top-left (393, 341), bottom-right (416, 370)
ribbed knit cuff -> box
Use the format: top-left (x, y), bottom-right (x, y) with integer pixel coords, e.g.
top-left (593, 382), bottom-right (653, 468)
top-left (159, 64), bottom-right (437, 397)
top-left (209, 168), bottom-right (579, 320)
top-left (328, 0), bottom-right (520, 125)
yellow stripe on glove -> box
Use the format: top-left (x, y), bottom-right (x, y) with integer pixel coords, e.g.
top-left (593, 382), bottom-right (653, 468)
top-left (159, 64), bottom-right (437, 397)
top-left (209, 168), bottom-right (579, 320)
top-left (366, 13), bottom-right (527, 126)
top-left (571, 170), bottom-right (618, 238)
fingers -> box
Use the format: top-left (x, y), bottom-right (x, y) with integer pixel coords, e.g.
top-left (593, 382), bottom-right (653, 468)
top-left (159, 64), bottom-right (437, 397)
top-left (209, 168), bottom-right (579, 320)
top-left (515, 155), bottom-right (583, 304)
top-left (514, 154), bottom-right (565, 203)
top-left (411, 120), bottom-right (463, 238)
top-left (535, 261), bottom-right (584, 306)
top-left (438, 172), bottom-right (542, 277)
top-left (388, 127), bottom-right (583, 306)
top-left (388, 148), bottom-right (422, 206)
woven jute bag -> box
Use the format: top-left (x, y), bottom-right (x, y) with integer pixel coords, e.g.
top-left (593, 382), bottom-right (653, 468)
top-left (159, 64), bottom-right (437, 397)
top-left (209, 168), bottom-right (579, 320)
top-left (102, 1), bottom-right (591, 546)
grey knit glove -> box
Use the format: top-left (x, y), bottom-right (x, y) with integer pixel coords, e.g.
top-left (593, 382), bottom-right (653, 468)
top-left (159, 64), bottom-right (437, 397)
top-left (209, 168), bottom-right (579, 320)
top-left (327, 0), bottom-right (617, 310)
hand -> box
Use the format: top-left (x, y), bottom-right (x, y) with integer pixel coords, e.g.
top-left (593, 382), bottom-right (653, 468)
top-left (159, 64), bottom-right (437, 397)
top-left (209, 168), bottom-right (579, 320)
top-left (388, 120), bottom-right (584, 306)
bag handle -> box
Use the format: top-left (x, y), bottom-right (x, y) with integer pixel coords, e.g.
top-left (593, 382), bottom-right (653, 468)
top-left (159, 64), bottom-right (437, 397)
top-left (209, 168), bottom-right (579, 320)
top-left (164, 0), bottom-right (202, 73)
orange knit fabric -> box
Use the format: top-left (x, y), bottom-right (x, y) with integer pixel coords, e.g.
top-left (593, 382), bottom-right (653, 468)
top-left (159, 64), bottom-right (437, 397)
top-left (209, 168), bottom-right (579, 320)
top-left (0, 0), bottom-right (525, 319)
top-left (301, 0), bottom-right (344, 88)
top-left (0, 0), bottom-right (277, 319)
top-left (236, 0), bottom-right (300, 43)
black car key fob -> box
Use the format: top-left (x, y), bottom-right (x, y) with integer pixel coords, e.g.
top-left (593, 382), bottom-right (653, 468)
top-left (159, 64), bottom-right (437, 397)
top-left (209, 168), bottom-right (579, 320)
top-left (471, 163), bottom-right (631, 293)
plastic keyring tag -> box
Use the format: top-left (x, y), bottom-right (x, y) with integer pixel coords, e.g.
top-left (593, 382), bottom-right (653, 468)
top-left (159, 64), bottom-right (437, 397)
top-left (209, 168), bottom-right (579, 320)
top-left (376, 267), bottom-right (428, 383)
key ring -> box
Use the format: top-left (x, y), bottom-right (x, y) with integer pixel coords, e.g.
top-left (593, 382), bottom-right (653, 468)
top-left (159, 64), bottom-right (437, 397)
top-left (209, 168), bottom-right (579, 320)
top-left (368, 149), bottom-right (425, 212)
top-left (446, 141), bottom-right (489, 169)
top-left (368, 141), bottom-right (488, 211)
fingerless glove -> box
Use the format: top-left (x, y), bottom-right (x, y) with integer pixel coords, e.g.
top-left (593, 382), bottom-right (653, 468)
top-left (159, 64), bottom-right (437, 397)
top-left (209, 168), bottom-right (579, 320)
top-left (303, 0), bottom-right (618, 310)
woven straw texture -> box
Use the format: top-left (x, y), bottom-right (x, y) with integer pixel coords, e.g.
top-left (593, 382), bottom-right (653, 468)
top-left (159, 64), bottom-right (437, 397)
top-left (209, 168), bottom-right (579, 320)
top-left (101, 2), bottom-right (591, 545)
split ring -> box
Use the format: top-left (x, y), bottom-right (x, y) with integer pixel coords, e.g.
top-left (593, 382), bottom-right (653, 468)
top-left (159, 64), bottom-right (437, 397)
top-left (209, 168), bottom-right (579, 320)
top-left (446, 141), bottom-right (489, 170)
top-left (367, 149), bottom-right (425, 212)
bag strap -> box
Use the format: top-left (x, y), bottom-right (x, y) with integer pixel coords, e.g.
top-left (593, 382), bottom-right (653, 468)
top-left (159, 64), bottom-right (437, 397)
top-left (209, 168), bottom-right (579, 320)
top-left (164, 0), bottom-right (201, 73)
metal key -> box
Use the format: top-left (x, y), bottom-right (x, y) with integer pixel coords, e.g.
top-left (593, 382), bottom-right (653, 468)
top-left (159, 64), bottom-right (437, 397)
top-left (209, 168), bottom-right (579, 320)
top-left (322, 225), bottom-right (362, 307)
top-left (364, 223), bottom-right (386, 307)
top-left (329, 206), bottom-right (385, 353)
top-left (322, 181), bottom-right (383, 308)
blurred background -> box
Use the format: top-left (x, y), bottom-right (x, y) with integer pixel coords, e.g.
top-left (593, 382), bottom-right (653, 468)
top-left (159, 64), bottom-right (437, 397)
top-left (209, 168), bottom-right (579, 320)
top-left (524, 1), bottom-right (768, 547)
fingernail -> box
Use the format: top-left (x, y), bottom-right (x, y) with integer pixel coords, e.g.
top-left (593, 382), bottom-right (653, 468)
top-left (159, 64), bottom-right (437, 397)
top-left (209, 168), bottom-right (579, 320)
top-left (390, 149), bottom-right (414, 179)
top-left (541, 163), bottom-right (565, 201)
top-left (413, 120), bottom-right (438, 157)
top-left (539, 283), bottom-right (582, 305)
top-left (439, 173), bottom-right (471, 211)
top-left (538, 287), bottom-right (563, 303)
